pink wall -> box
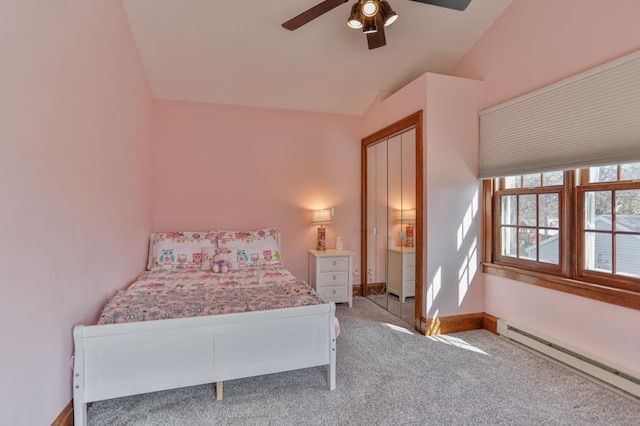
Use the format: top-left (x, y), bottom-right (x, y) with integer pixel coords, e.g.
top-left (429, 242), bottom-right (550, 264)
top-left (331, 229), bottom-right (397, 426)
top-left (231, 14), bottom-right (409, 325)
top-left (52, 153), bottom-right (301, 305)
top-left (0, 1), bottom-right (154, 423)
top-left (451, 0), bottom-right (640, 110)
top-left (151, 100), bottom-right (361, 281)
top-left (362, 73), bottom-right (485, 319)
top-left (361, 81), bottom-right (426, 136)
top-left (452, 0), bottom-right (640, 375)
top-left (424, 73), bottom-right (484, 318)
top-left (485, 276), bottom-right (640, 377)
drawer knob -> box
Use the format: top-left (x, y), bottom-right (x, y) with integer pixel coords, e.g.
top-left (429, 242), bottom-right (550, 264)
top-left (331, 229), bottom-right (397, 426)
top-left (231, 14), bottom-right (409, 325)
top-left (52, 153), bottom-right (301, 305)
top-left (332, 275), bottom-right (337, 280)
top-left (332, 261), bottom-right (337, 266)
top-left (332, 290), bottom-right (337, 295)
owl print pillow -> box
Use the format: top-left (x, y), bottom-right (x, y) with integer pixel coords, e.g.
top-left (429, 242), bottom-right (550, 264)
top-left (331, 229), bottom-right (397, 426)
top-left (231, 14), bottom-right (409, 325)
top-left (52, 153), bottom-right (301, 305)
top-left (216, 228), bottom-right (282, 267)
top-left (148, 231), bottom-right (217, 270)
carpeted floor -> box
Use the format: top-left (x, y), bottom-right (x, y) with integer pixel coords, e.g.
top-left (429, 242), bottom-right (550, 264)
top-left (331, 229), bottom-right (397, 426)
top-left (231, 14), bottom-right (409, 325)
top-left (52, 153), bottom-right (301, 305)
top-left (88, 297), bottom-right (640, 425)
top-left (367, 293), bottom-right (415, 326)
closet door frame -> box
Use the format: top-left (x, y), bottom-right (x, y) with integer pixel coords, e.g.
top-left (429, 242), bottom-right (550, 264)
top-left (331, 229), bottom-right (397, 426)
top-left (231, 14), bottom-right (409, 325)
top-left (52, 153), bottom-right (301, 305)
top-left (361, 111), bottom-right (424, 331)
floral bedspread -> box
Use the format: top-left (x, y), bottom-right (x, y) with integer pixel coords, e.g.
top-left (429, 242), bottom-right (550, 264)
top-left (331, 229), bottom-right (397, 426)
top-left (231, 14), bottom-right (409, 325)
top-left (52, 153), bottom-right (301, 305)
top-left (98, 267), bottom-right (324, 324)
top-left (128, 265), bottom-right (299, 291)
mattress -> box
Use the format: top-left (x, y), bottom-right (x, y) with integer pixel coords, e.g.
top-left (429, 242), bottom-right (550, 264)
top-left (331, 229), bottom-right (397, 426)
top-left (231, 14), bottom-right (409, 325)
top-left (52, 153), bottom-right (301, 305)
top-left (98, 265), bottom-right (324, 325)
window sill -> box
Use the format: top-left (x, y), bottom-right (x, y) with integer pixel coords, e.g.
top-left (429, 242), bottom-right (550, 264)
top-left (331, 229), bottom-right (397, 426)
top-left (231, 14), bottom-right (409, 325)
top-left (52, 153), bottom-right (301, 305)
top-left (482, 263), bottom-right (640, 311)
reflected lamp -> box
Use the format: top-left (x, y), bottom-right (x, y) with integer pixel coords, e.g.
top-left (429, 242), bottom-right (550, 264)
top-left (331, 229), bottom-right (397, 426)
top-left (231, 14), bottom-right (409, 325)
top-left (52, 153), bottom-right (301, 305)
top-left (395, 209), bottom-right (416, 248)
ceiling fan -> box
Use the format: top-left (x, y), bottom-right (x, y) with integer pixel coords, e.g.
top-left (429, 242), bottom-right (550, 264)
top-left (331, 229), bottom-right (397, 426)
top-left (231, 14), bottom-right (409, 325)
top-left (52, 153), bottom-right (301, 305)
top-left (282, 0), bottom-right (472, 50)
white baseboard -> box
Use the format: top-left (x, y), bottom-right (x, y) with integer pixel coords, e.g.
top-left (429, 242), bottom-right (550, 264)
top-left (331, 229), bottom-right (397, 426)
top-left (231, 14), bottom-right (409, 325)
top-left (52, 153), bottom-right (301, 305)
top-left (497, 319), bottom-right (640, 399)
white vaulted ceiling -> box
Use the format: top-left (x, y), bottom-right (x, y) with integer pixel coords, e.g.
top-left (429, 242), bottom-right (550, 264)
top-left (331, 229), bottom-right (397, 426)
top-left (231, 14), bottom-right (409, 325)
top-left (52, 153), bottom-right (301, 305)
top-left (122, 0), bottom-right (512, 115)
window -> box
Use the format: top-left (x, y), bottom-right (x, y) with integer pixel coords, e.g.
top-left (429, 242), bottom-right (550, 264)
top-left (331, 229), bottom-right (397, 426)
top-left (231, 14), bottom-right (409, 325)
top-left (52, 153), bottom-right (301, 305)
top-left (494, 172), bottom-right (564, 274)
top-left (577, 164), bottom-right (640, 292)
top-left (484, 163), bottom-right (640, 310)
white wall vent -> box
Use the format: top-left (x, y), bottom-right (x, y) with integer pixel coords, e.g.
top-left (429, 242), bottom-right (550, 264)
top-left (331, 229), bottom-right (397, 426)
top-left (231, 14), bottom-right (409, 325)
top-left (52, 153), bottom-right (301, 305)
top-left (497, 319), bottom-right (640, 399)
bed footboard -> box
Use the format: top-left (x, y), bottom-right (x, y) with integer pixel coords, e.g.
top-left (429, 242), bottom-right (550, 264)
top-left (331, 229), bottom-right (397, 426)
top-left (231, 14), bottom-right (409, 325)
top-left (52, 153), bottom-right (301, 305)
top-left (73, 303), bottom-right (337, 426)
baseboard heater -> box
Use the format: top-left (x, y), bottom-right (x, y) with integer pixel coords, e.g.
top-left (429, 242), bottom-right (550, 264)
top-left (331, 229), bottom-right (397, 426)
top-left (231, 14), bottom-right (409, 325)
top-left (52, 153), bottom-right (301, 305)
top-left (497, 319), bottom-right (640, 398)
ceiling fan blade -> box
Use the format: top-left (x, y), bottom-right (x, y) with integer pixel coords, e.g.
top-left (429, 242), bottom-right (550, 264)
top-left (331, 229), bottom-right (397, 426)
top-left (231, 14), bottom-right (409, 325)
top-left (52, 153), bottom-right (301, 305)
top-left (282, 0), bottom-right (349, 31)
top-left (366, 17), bottom-right (386, 50)
top-left (408, 0), bottom-right (472, 11)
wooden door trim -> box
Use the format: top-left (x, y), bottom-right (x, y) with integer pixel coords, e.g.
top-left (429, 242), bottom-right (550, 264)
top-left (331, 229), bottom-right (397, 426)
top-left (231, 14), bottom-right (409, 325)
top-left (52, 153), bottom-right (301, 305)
top-left (361, 111), bottom-right (424, 331)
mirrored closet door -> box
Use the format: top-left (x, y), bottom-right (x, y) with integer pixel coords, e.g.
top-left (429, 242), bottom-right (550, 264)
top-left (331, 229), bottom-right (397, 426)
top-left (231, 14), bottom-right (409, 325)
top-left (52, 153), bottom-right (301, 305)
top-left (363, 124), bottom-right (419, 327)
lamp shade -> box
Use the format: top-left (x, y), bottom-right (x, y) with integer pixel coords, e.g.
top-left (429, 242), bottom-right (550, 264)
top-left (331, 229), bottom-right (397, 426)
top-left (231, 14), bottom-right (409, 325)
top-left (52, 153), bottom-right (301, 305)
top-left (347, 3), bottom-right (363, 29)
top-left (312, 208), bottom-right (332, 225)
top-left (362, 15), bottom-right (378, 34)
top-left (380, 1), bottom-right (398, 26)
top-left (395, 209), bottom-right (416, 223)
top-left (362, 0), bottom-right (379, 17)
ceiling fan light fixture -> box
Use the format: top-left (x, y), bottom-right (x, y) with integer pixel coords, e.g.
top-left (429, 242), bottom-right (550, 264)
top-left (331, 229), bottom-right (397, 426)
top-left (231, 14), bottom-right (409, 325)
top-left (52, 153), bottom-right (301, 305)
top-left (380, 1), bottom-right (398, 26)
top-left (283, 0), bottom-right (475, 50)
top-left (347, 3), bottom-right (363, 29)
top-left (362, 0), bottom-right (379, 18)
top-left (362, 15), bottom-right (378, 34)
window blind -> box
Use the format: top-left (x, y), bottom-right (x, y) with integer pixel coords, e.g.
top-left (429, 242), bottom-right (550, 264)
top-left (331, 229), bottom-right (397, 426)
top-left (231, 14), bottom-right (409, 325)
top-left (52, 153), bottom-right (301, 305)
top-left (479, 50), bottom-right (640, 179)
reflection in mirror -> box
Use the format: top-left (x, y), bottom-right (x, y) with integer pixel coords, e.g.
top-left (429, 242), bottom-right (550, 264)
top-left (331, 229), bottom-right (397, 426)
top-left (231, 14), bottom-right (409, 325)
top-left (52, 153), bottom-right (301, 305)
top-left (366, 141), bottom-right (389, 310)
top-left (365, 128), bottom-right (416, 326)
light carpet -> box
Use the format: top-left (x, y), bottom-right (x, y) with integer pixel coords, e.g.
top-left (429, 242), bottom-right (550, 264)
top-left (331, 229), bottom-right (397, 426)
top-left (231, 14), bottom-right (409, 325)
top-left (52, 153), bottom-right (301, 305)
top-left (88, 297), bottom-right (640, 425)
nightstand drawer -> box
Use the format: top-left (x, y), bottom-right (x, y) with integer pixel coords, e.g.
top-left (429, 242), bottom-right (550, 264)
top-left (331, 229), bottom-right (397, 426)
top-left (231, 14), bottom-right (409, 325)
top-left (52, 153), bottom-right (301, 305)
top-left (318, 271), bottom-right (349, 286)
top-left (319, 257), bottom-right (349, 272)
top-left (404, 255), bottom-right (415, 268)
top-left (317, 285), bottom-right (349, 302)
top-left (405, 268), bottom-right (415, 280)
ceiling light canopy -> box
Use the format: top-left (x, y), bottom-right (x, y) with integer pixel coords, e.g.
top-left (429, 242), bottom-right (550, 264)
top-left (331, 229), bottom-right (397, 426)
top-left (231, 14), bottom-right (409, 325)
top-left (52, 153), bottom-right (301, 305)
top-left (346, 0), bottom-right (398, 32)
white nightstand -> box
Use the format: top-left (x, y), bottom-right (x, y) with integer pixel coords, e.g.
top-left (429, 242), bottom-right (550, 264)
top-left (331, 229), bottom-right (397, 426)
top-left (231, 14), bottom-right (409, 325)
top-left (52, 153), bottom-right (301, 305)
top-left (308, 249), bottom-right (354, 307)
top-left (387, 247), bottom-right (415, 303)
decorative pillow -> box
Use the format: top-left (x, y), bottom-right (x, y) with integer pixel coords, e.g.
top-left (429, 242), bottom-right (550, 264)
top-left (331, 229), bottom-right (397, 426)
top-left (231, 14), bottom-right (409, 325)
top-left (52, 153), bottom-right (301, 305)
top-left (201, 246), bottom-right (216, 271)
top-left (201, 246), bottom-right (213, 271)
top-left (201, 247), bottom-right (238, 272)
top-left (148, 231), bottom-right (217, 270)
top-left (213, 249), bottom-right (238, 273)
top-left (216, 227), bottom-right (282, 267)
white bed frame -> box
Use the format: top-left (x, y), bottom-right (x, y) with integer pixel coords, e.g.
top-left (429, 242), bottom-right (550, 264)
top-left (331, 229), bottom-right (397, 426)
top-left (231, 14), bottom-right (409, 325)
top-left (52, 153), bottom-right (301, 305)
top-left (73, 302), bottom-right (337, 425)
